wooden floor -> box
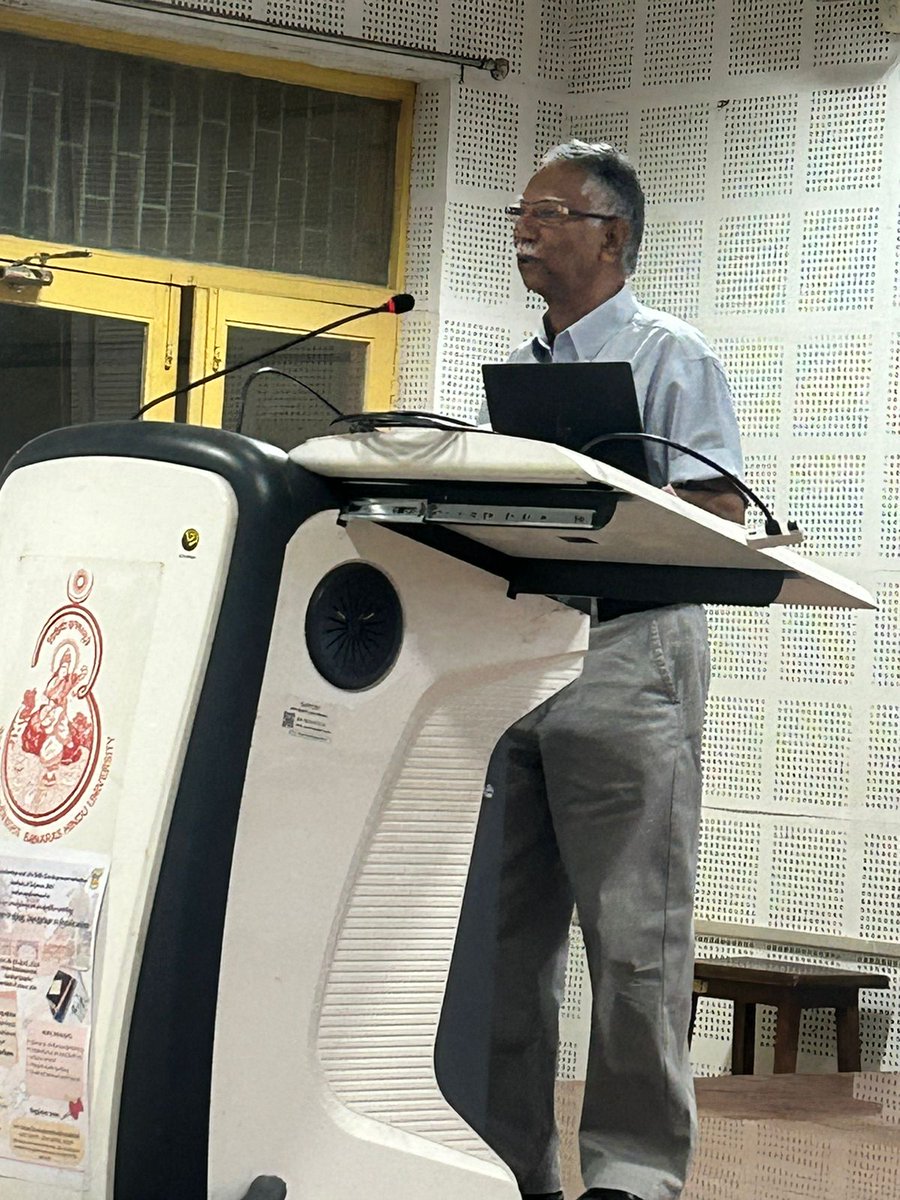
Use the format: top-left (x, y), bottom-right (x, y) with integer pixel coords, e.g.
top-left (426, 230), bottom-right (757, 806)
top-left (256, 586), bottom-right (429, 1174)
top-left (557, 1072), bottom-right (900, 1199)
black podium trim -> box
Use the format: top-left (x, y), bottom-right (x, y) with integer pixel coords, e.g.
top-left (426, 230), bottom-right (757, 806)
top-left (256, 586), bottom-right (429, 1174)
top-left (3, 423), bottom-right (336, 1200)
top-left (507, 559), bottom-right (786, 606)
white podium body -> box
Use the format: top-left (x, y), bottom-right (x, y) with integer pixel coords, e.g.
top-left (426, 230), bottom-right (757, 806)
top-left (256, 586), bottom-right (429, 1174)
top-left (0, 422), bottom-right (872, 1200)
top-left (208, 512), bottom-right (584, 1200)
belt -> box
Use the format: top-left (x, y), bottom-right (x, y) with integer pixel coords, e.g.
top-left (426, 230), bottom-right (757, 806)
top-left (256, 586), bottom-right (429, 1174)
top-left (557, 597), bottom-right (671, 623)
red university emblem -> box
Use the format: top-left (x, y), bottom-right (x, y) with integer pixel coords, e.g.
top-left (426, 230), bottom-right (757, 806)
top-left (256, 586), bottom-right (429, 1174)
top-left (1, 568), bottom-right (103, 827)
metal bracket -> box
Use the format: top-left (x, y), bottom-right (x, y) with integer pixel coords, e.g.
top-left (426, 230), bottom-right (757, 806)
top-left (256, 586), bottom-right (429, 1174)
top-left (0, 249), bottom-right (91, 293)
top-left (0, 263), bottom-right (54, 291)
top-left (341, 496), bottom-right (604, 530)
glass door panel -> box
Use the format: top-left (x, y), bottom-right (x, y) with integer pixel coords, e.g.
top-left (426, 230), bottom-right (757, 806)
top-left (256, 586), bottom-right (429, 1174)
top-left (192, 290), bottom-right (398, 449)
top-left (221, 327), bottom-right (368, 451)
top-left (0, 253), bottom-right (178, 465)
top-left (0, 305), bottom-right (147, 465)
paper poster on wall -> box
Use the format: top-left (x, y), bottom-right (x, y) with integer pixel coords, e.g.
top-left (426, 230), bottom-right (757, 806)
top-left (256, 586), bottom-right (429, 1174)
top-left (0, 850), bottom-right (109, 1188)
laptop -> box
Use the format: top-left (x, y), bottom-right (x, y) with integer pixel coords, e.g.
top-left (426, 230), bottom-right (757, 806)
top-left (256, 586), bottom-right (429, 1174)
top-left (481, 361), bottom-right (650, 483)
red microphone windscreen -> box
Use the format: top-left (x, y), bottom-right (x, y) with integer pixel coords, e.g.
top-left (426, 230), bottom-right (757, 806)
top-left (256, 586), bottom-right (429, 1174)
top-left (386, 293), bottom-right (415, 314)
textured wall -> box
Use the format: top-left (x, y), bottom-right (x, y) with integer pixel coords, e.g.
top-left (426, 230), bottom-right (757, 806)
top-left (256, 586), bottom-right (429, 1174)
top-left (548, 0), bottom-right (900, 1080)
top-left (395, 1), bottom-right (569, 416)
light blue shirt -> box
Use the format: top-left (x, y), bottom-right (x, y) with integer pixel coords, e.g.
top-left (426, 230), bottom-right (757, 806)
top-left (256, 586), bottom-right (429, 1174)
top-left (493, 284), bottom-right (743, 490)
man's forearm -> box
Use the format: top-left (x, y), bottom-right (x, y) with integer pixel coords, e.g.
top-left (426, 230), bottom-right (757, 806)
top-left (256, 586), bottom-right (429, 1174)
top-left (672, 484), bottom-right (746, 524)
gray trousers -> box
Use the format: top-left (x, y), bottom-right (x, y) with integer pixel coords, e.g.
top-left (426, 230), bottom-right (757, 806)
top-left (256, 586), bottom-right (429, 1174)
top-left (482, 604), bottom-right (710, 1200)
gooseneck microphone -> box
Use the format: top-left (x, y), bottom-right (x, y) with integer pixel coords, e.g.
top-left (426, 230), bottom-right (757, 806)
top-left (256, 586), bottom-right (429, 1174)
top-left (382, 294), bottom-right (415, 314)
top-left (130, 293), bottom-right (415, 420)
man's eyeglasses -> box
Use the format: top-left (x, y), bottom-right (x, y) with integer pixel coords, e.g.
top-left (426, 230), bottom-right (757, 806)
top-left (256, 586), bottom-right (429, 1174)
top-left (503, 201), bottom-right (619, 225)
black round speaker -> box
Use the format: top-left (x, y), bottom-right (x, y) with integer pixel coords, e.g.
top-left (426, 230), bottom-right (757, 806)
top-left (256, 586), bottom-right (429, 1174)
top-left (305, 561), bottom-right (403, 691)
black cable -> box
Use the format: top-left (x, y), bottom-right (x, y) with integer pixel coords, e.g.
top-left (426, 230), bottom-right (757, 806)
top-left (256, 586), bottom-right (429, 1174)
top-left (235, 367), bottom-right (341, 435)
top-left (328, 410), bottom-right (480, 432)
top-left (579, 431), bottom-right (793, 535)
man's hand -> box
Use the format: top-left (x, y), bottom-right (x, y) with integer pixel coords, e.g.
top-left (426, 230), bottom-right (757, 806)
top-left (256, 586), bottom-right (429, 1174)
top-left (662, 482), bottom-right (746, 525)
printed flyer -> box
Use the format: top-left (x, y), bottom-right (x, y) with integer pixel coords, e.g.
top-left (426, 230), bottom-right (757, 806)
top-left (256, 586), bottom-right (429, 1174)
top-left (0, 851), bottom-right (109, 1188)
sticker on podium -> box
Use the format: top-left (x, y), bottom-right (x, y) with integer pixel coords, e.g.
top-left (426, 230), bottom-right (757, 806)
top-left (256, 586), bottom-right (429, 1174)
top-left (0, 849), bottom-right (109, 1189)
top-left (280, 699), bottom-right (347, 745)
top-left (0, 557), bottom-right (162, 846)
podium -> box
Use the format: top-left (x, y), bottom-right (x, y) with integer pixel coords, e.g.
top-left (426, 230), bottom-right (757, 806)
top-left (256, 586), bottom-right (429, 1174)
top-left (0, 422), bottom-right (871, 1200)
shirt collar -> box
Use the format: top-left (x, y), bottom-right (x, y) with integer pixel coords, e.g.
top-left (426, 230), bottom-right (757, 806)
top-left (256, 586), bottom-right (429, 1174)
top-left (531, 284), bottom-right (639, 362)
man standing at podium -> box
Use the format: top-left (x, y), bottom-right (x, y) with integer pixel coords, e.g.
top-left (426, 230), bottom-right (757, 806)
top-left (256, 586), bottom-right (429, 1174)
top-left (480, 142), bottom-right (745, 1200)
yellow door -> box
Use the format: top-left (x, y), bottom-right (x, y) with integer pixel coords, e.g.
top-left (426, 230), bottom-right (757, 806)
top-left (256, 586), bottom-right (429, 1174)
top-left (0, 248), bottom-right (178, 465)
top-left (187, 289), bottom-right (399, 449)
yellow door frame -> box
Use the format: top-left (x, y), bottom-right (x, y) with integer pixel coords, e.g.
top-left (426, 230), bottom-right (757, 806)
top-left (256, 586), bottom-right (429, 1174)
top-left (188, 288), bottom-right (400, 426)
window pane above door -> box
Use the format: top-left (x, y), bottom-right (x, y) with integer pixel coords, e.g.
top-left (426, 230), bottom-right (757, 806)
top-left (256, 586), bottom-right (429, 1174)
top-left (0, 32), bottom-right (401, 285)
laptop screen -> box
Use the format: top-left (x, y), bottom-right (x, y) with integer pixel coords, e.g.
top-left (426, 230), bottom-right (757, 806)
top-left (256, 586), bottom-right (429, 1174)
top-left (481, 361), bottom-right (649, 483)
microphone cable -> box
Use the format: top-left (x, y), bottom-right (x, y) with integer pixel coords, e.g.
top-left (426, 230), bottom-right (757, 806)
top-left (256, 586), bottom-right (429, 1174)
top-left (235, 366), bottom-right (342, 435)
top-left (328, 410), bottom-right (480, 432)
top-left (579, 431), bottom-right (795, 536)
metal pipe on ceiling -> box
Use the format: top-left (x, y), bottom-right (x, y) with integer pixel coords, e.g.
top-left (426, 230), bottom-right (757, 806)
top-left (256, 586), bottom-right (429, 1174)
top-left (90, 0), bottom-right (510, 79)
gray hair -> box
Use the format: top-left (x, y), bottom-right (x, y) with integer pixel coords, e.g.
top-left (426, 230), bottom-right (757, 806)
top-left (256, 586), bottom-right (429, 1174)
top-left (541, 140), bottom-right (644, 276)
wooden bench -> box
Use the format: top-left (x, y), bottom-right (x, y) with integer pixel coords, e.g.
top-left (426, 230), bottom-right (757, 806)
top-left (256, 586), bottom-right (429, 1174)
top-left (690, 957), bottom-right (890, 1074)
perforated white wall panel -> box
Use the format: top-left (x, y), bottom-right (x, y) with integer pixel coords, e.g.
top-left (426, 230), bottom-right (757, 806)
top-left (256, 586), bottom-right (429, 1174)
top-left (715, 213), bottom-right (791, 314)
top-left (794, 335), bottom-right (871, 438)
top-left (570, 0), bottom-right (634, 94)
top-left (171, 0), bottom-right (252, 14)
top-left (538, 0), bottom-right (570, 85)
top-left (695, 815), bottom-right (761, 925)
top-left (265, 0), bottom-right (344, 33)
top-left (549, 0), bottom-right (900, 1081)
top-left (453, 85), bottom-right (520, 192)
top-left (410, 85), bottom-right (440, 191)
top-left (396, 311), bottom-right (438, 410)
top-left (632, 218), bottom-right (704, 319)
top-left (814, 0), bottom-right (894, 67)
top-left (436, 319), bottom-right (510, 417)
top-left (637, 104), bottom-right (709, 205)
top-left (534, 98), bottom-right (566, 169)
top-left (721, 94), bottom-right (797, 199)
top-left (729, 0), bottom-right (803, 75)
top-left (449, 0), bottom-right (525, 76)
top-left (569, 105), bottom-right (630, 154)
top-left (643, 0), bottom-right (715, 87)
top-left (712, 338), bottom-right (783, 438)
top-left (361, 0), bottom-right (439, 48)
